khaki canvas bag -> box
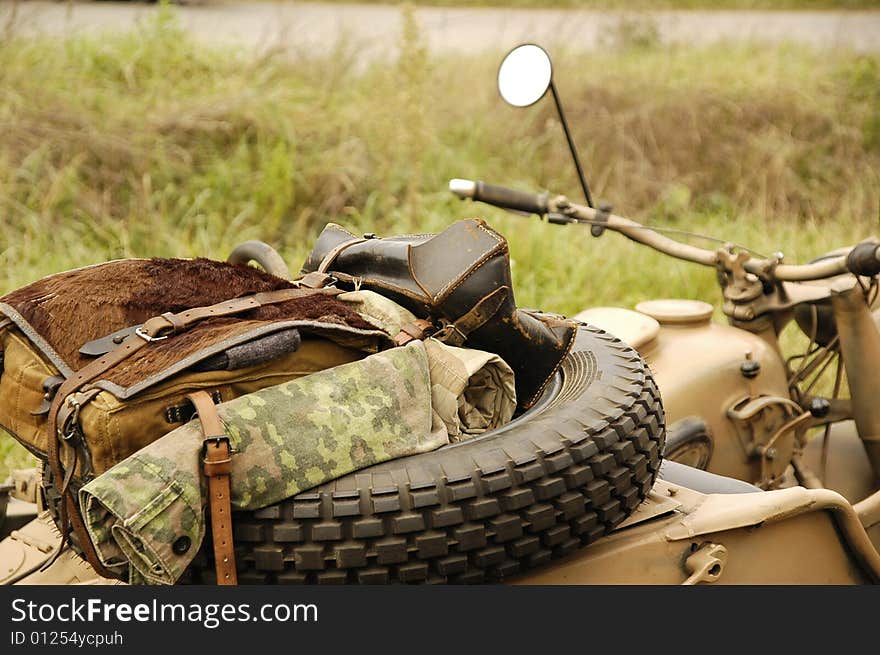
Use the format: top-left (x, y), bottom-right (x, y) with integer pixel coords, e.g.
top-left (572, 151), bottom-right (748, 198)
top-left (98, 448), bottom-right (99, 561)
top-left (0, 257), bottom-right (391, 480)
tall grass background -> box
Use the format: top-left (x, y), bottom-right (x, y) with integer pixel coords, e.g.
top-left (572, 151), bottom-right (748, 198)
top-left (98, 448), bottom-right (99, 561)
top-left (1, 8), bottom-right (878, 475)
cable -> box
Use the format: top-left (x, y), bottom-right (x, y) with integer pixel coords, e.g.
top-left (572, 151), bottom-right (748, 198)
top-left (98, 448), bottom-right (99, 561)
top-left (559, 214), bottom-right (771, 259)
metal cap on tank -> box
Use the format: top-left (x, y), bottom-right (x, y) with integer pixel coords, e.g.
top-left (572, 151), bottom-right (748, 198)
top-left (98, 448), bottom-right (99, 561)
top-left (635, 299), bottom-right (714, 326)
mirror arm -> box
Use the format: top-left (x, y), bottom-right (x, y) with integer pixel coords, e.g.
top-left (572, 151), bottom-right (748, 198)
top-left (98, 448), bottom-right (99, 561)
top-left (549, 80), bottom-right (593, 209)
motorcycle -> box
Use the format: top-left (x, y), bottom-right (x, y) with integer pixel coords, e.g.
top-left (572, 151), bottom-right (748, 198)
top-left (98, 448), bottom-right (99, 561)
top-left (3, 44), bottom-right (880, 586)
top-left (445, 43), bottom-right (880, 582)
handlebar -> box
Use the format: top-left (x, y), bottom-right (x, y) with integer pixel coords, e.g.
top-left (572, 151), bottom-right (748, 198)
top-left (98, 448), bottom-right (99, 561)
top-left (450, 179), bottom-right (549, 215)
top-left (450, 179), bottom-right (862, 283)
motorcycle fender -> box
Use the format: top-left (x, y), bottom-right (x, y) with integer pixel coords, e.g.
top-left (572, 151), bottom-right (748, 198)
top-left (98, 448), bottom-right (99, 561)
top-left (515, 481), bottom-right (876, 585)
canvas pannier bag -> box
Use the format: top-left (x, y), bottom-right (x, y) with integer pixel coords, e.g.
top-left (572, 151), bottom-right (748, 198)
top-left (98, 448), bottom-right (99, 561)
top-left (0, 257), bottom-right (392, 481)
top-left (78, 337), bottom-right (515, 584)
top-left (0, 257), bottom-right (401, 579)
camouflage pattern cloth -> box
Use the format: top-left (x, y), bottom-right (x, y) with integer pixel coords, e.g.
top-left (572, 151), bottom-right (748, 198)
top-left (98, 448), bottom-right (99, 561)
top-left (423, 339), bottom-right (515, 442)
top-left (337, 290), bottom-right (420, 337)
top-left (78, 295), bottom-right (517, 585)
top-left (80, 341), bottom-right (442, 584)
top-left (338, 291), bottom-right (517, 437)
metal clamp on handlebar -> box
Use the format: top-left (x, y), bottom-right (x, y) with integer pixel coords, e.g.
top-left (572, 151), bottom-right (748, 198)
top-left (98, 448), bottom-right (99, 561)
top-left (591, 202), bottom-right (612, 238)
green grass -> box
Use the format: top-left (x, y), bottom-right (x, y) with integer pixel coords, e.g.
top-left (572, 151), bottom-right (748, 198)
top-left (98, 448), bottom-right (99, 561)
top-left (0, 9), bottom-right (878, 477)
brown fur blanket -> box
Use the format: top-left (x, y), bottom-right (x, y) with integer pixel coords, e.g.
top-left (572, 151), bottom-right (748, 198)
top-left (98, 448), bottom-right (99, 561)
top-left (1, 258), bottom-right (379, 388)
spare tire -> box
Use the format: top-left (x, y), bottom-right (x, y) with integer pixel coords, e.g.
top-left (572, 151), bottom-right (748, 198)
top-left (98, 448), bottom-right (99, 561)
top-left (181, 322), bottom-right (666, 584)
top-left (44, 323), bottom-right (664, 584)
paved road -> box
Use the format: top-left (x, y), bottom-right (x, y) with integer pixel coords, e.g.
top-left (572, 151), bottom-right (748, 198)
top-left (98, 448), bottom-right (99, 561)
top-left (4, 2), bottom-right (880, 56)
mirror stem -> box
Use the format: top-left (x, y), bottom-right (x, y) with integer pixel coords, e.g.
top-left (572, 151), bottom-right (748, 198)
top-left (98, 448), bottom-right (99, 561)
top-left (550, 80), bottom-right (593, 208)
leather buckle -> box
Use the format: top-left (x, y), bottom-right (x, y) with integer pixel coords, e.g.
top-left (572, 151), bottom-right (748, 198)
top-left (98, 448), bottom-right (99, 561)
top-left (392, 319), bottom-right (435, 346)
top-left (137, 312), bottom-right (184, 342)
top-left (201, 435), bottom-right (231, 458)
top-left (433, 320), bottom-right (468, 346)
top-left (134, 326), bottom-right (170, 343)
top-left (202, 436), bottom-right (232, 477)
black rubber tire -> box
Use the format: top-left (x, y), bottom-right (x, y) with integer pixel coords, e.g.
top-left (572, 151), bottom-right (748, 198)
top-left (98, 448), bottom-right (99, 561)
top-left (181, 323), bottom-right (666, 584)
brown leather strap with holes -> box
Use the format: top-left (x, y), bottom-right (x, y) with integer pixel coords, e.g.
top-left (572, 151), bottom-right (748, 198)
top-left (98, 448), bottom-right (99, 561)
top-left (135, 286), bottom-right (342, 341)
top-left (46, 286), bottom-right (337, 578)
top-left (47, 332), bottom-right (153, 578)
top-left (189, 391), bottom-right (237, 586)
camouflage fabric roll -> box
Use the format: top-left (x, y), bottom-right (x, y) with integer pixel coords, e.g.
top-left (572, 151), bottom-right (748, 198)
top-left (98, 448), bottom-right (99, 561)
top-left (79, 338), bottom-right (516, 584)
top-left (80, 341), bottom-right (442, 584)
top-left (424, 339), bottom-right (516, 442)
top-left (339, 291), bottom-right (517, 437)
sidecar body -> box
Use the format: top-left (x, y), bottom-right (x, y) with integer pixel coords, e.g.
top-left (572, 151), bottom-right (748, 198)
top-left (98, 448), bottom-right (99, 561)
top-left (518, 461), bottom-right (878, 585)
top-left (4, 460), bottom-right (878, 585)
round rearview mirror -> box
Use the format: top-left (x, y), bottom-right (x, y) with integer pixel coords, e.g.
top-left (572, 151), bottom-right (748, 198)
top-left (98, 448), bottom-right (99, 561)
top-left (497, 44), bottom-right (553, 108)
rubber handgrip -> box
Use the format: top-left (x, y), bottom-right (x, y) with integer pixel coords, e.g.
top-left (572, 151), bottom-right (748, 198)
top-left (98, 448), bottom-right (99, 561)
top-left (846, 242), bottom-right (880, 277)
top-left (474, 181), bottom-right (549, 215)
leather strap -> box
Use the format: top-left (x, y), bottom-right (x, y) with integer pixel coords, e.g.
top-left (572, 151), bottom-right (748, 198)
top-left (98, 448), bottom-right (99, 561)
top-left (48, 332), bottom-right (154, 578)
top-left (317, 238), bottom-right (368, 274)
top-left (392, 319), bottom-right (435, 347)
top-left (189, 391), bottom-right (237, 586)
top-left (296, 271), bottom-right (335, 290)
top-left (46, 285), bottom-right (337, 578)
top-left (79, 286), bottom-right (342, 357)
top-left (137, 287), bottom-right (342, 341)
top-left (435, 286), bottom-right (508, 347)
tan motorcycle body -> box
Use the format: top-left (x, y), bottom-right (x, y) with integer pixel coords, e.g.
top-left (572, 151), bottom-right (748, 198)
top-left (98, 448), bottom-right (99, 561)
top-left (5, 472), bottom-right (878, 586)
top-left (574, 301), bottom-right (797, 486)
top-left (518, 478), bottom-right (878, 585)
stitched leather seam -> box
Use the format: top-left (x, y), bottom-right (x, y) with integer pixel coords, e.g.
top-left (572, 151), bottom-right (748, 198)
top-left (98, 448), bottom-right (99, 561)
top-left (407, 244), bottom-right (435, 299)
top-left (434, 221), bottom-right (507, 304)
top-left (523, 322), bottom-right (579, 408)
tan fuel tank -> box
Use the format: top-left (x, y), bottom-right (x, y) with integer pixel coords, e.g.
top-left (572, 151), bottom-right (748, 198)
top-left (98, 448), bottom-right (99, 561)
top-left (575, 300), bottom-right (793, 484)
